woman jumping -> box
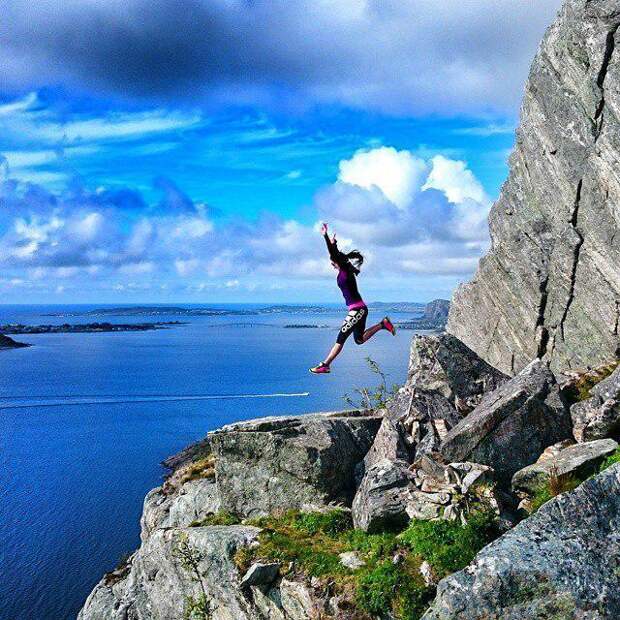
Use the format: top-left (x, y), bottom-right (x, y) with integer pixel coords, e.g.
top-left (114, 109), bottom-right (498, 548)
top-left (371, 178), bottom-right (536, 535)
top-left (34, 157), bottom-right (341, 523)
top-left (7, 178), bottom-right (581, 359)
top-left (310, 223), bottom-right (396, 374)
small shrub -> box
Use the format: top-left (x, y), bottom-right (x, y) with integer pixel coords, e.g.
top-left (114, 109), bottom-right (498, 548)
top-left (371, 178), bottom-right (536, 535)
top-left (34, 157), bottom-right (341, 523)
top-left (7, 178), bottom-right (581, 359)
top-left (530, 469), bottom-right (581, 513)
top-left (563, 360), bottom-right (619, 404)
top-left (183, 594), bottom-right (211, 620)
top-left (599, 447), bottom-right (620, 472)
top-left (190, 512), bottom-right (240, 527)
top-left (343, 357), bottom-right (400, 410)
top-left (547, 466), bottom-right (579, 497)
top-left (180, 456), bottom-right (216, 485)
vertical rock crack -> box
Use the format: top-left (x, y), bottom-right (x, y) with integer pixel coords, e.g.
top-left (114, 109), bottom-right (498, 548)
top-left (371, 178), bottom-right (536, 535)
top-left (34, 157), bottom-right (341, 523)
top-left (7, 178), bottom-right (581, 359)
top-left (559, 180), bottom-right (584, 342)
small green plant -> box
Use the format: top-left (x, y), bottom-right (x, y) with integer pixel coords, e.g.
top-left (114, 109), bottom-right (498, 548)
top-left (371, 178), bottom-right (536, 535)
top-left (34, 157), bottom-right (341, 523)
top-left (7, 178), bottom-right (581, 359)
top-left (174, 533), bottom-right (212, 619)
top-left (190, 512), bottom-right (240, 527)
top-left (344, 357), bottom-right (400, 410)
top-left (183, 594), bottom-right (211, 620)
top-left (563, 360), bottom-right (620, 404)
top-left (529, 467), bottom-right (582, 513)
top-left (598, 447), bottom-right (620, 472)
top-left (398, 511), bottom-right (498, 578)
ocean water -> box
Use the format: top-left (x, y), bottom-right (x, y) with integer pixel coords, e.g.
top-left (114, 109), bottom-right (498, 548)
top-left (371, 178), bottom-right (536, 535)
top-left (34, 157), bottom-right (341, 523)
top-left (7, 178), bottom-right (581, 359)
top-left (0, 304), bottom-right (415, 620)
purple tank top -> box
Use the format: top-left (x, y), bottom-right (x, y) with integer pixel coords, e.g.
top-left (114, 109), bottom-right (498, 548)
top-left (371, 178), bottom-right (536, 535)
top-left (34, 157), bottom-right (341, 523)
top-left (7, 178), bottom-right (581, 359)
top-left (337, 268), bottom-right (365, 308)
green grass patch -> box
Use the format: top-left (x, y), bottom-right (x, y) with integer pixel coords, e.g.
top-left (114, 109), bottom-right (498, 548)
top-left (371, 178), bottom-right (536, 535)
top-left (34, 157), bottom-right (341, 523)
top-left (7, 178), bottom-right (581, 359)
top-left (563, 360), bottom-right (620, 404)
top-left (236, 508), bottom-right (498, 620)
top-left (599, 447), bottom-right (620, 473)
top-left (180, 456), bottom-right (216, 485)
top-left (189, 511), bottom-right (240, 527)
top-left (398, 511), bottom-right (498, 578)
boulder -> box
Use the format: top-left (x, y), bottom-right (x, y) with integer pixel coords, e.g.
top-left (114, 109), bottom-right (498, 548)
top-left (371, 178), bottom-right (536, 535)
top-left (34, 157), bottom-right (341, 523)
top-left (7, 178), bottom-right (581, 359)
top-left (358, 416), bottom-right (413, 475)
top-left (571, 365), bottom-right (620, 442)
top-left (441, 360), bottom-right (572, 484)
top-left (240, 562), bottom-right (280, 590)
top-left (422, 464), bottom-right (620, 619)
top-left (352, 455), bottom-right (502, 532)
top-left (512, 438), bottom-right (618, 495)
top-left (407, 334), bottom-right (509, 411)
top-left (78, 525), bottom-right (262, 620)
top-left (352, 458), bottom-right (416, 532)
top-left (387, 388), bottom-right (462, 461)
top-left (141, 478), bottom-right (221, 540)
top-left (210, 410), bottom-right (381, 517)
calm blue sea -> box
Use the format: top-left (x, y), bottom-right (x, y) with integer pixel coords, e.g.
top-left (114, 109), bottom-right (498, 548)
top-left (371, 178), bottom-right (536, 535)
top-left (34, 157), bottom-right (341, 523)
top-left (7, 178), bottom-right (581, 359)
top-left (0, 304), bottom-right (414, 620)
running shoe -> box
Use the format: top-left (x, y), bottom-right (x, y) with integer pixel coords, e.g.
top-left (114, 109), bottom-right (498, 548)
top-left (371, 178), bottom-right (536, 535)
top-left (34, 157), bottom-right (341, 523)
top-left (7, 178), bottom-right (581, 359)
top-left (382, 316), bottom-right (397, 336)
top-left (310, 362), bottom-right (331, 374)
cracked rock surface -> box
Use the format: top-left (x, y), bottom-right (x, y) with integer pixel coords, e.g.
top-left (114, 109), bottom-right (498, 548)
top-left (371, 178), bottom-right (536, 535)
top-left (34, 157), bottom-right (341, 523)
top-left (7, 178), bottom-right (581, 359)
top-left (447, 0), bottom-right (620, 375)
top-left (210, 410), bottom-right (381, 517)
top-left (422, 464), bottom-right (620, 620)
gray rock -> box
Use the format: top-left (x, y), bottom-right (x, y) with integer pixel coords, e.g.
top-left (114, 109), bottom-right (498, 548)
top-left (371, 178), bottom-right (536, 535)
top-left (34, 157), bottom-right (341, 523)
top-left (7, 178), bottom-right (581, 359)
top-left (387, 388), bottom-right (462, 461)
top-left (352, 458), bottom-right (416, 531)
top-left (422, 464), bottom-right (620, 620)
top-left (407, 334), bottom-right (509, 411)
top-left (441, 360), bottom-right (572, 484)
top-left (447, 0), bottom-right (620, 376)
top-left (360, 416), bottom-right (413, 474)
top-left (78, 525), bottom-right (262, 620)
top-left (571, 365), bottom-right (620, 441)
top-left (512, 438), bottom-right (618, 495)
top-left (140, 478), bottom-right (221, 540)
top-left (338, 551), bottom-right (365, 570)
top-left (210, 410), bottom-right (381, 518)
top-left (352, 455), bottom-right (502, 531)
top-left (240, 562), bottom-right (280, 589)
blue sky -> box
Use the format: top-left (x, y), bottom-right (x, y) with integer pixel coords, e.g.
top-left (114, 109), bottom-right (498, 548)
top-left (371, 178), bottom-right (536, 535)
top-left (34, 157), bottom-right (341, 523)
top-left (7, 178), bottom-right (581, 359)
top-left (0, 0), bottom-right (563, 304)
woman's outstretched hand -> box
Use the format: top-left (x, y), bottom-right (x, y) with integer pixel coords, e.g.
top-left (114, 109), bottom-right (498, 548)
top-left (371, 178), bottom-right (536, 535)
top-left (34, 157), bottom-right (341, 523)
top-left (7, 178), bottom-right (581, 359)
top-left (320, 222), bottom-right (328, 236)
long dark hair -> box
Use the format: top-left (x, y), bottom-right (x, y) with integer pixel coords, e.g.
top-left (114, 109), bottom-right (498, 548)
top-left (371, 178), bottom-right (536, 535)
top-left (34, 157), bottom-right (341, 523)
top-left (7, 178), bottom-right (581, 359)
top-left (342, 249), bottom-right (364, 275)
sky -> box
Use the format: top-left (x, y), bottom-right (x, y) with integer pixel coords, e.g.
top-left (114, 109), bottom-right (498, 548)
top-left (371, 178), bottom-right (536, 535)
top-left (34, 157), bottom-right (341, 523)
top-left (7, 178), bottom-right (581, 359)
top-left (0, 0), bottom-right (564, 304)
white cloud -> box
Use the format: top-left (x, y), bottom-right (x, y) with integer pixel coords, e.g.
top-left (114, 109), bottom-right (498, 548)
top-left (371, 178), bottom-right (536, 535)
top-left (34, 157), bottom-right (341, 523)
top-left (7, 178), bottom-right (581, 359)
top-left (338, 147), bottom-right (427, 209)
top-left (422, 155), bottom-right (488, 204)
top-left (0, 146), bottom-right (492, 298)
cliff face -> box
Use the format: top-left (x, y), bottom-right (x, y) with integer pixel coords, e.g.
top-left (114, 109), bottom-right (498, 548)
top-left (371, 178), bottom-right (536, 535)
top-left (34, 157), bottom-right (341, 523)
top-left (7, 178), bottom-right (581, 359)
top-left (448, 0), bottom-right (620, 375)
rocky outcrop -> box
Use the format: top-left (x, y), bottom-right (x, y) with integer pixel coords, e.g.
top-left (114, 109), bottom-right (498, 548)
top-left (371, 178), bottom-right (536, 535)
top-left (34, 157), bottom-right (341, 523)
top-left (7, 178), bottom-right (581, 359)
top-left (352, 454), bottom-right (502, 532)
top-left (422, 464), bottom-right (620, 619)
top-left (141, 478), bottom-right (221, 540)
top-left (512, 438), bottom-right (618, 495)
top-left (447, 0), bottom-right (620, 375)
top-left (210, 410), bottom-right (381, 518)
top-left (406, 334), bottom-right (508, 412)
top-left (571, 364), bottom-right (620, 441)
top-left (79, 525), bottom-right (262, 620)
top-left (423, 299), bottom-right (450, 323)
top-left (0, 333), bottom-right (29, 349)
top-left (441, 360), bottom-right (571, 484)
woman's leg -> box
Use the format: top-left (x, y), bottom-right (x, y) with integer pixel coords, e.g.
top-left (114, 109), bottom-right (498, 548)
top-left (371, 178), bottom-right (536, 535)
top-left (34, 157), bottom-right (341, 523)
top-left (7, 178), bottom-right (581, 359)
top-left (323, 342), bottom-right (343, 366)
top-left (361, 322), bottom-right (384, 342)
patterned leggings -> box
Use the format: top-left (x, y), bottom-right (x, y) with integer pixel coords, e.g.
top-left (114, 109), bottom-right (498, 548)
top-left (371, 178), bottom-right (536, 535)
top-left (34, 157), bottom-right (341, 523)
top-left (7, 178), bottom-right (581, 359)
top-left (336, 306), bottom-right (369, 345)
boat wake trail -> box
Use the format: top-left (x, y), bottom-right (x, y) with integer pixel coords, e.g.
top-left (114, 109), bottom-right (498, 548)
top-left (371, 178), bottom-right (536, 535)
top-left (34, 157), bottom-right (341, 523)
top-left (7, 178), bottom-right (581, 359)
top-left (0, 392), bottom-right (310, 410)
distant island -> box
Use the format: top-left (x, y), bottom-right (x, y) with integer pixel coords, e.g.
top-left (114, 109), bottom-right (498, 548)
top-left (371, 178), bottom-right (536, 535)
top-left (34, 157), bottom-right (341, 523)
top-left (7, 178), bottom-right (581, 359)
top-left (45, 306), bottom-right (257, 318)
top-left (396, 299), bottom-right (450, 331)
top-left (45, 302), bottom-right (427, 318)
top-left (0, 321), bottom-right (184, 335)
top-left (0, 333), bottom-right (30, 350)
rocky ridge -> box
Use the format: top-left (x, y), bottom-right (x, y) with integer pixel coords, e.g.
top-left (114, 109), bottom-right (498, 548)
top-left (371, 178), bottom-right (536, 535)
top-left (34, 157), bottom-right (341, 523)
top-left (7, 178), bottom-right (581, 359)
top-left (447, 0), bottom-right (620, 375)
